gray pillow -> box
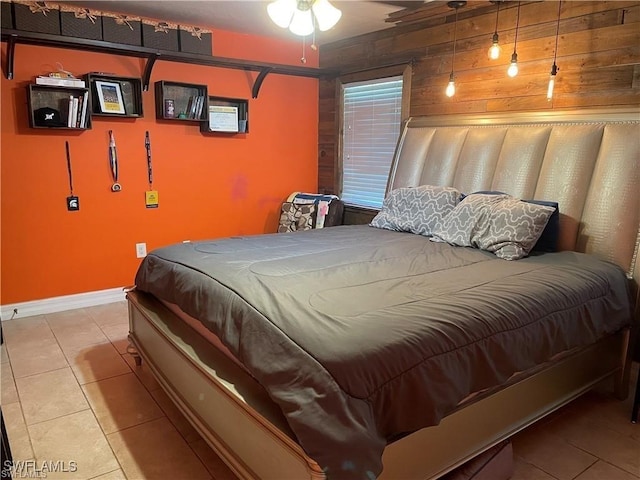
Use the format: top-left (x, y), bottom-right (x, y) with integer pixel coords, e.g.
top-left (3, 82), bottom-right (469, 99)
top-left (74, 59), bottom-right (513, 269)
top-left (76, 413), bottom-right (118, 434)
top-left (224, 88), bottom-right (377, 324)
top-left (370, 185), bottom-right (461, 236)
top-left (431, 193), bottom-right (556, 260)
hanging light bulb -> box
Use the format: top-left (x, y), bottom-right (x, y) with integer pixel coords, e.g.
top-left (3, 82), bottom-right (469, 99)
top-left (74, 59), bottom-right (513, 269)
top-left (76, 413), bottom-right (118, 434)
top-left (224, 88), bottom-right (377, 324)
top-left (547, 63), bottom-right (558, 100)
top-left (507, 52), bottom-right (518, 77)
top-left (487, 1), bottom-right (502, 60)
top-left (547, 1), bottom-right (562, 101)
top-left (488, 33), bottom-right (501, 60)
top-left (445, 1), bottom-right (466, 98)
top-left (446, 72), bottom-right (456, 97)
top-left (507, 1), bottom-right (521, 77)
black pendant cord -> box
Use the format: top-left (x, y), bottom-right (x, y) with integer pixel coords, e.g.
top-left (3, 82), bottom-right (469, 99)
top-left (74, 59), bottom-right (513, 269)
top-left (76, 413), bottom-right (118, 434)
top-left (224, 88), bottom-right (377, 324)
top-left (513, 1), bottom-right (521, 55)
top-left (65, 141), bottom-right (73, 195)
top-left (145, 131), bottom-right (153, 189)
top-left (451, 7), bottom-right (459, 76)
top-left (552, 0), bottom-right (562, 66)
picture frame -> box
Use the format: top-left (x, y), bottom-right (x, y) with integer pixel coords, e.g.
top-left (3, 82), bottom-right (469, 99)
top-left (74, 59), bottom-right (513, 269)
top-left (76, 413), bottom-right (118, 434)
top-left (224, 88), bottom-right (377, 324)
top-left (95, 80), bottom-right (126, 114)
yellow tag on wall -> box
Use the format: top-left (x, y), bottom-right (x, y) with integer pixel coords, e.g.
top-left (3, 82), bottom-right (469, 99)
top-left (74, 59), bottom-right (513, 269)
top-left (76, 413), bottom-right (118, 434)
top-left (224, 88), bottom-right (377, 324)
top-left (145, 190), bottom-right (159, 208)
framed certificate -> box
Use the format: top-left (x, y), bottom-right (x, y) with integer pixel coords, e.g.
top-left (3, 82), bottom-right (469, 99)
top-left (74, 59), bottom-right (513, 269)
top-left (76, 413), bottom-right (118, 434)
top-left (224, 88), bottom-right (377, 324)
top-left (208, 105), bottom-right (238, 132)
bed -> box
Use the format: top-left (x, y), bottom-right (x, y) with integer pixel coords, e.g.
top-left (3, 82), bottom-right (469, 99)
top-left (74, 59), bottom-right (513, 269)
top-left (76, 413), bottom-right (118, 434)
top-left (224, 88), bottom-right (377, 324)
top-left (127, 108), bottom-right (639, 480)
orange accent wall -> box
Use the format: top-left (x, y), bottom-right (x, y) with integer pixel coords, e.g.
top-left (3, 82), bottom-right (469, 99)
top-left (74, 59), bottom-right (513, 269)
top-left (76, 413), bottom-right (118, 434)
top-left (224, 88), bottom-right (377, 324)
top-left (0, 30), bottom-right (319, 304)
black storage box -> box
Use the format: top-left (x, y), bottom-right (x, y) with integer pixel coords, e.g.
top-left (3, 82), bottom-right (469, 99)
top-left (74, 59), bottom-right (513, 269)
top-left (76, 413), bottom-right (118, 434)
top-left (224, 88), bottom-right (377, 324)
top-left (13, 0), bottom-right (60, 35)
top-left (142, 19), bottom-right (179, 51)
top-left (179, 25), bottom-right (212, 55)
top-left (102, 12), bottom-right (141, 46)
top-left (60, 4), bottom-right (102, 40)
top-left (1, 1), bottom-right (13, 30)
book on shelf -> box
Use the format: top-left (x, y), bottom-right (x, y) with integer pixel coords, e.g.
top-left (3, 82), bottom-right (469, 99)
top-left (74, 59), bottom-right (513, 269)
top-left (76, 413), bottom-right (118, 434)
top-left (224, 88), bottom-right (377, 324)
top-left (79, 91), bottom-right (89, 128)
top-left (67, 95), bottom-right (74, 127)
top-left (196, 95), bottom-right (205, 119)
top-left (36, 76), bottom-right (86, 88)
top-left (184, 96), bottom-right (194, 119)
top-left (70, 96), bottom-right (79, 128)
top-left (75, 95), bottom-right (84, 128)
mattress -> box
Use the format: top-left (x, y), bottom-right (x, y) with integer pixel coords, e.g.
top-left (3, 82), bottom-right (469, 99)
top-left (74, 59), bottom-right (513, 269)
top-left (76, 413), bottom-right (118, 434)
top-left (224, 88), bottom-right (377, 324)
top-left (134, 224), bottom-right (632, 478)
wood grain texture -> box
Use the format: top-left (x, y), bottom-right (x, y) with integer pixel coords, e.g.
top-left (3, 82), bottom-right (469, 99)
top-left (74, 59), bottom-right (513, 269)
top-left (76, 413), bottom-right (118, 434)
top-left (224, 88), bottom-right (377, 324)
top-left (318, 1), bottom-right (640, 195)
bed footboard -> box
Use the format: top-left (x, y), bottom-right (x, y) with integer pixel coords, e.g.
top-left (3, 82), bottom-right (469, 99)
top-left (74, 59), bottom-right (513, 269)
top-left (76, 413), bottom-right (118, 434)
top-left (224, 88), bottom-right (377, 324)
top-left (127, 289), bottom-right (630, 480)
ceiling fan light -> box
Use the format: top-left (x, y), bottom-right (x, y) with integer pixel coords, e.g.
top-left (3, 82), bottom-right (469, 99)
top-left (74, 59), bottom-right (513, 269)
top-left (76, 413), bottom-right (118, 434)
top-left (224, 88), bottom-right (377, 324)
top-left (267, 0), bottom-right (297, 29)
top-left (312, 0), bottom-right (342, 31)
top-left (289, 7), bottom-right (314, 36)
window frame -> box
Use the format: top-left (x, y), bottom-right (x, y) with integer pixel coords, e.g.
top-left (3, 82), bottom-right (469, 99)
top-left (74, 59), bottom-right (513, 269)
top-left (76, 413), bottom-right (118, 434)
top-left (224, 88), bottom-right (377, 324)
top-left (337, 64), bottom-right (412, 211)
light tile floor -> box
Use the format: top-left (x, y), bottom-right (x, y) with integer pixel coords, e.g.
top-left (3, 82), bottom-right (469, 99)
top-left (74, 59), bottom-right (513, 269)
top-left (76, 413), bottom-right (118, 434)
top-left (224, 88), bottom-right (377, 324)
top-left (1, 302), bottom-right (639, 479)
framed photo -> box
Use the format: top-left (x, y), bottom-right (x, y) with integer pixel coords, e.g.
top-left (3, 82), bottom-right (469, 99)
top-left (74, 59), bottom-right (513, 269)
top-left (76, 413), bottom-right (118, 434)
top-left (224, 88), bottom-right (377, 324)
top-left (95, 80), bottom-right (126, 114)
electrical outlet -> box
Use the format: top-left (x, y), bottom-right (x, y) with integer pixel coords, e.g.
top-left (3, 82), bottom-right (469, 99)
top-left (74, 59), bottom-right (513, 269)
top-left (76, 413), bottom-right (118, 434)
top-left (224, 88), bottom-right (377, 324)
top-left (135, 243), bottom-right (147, 258)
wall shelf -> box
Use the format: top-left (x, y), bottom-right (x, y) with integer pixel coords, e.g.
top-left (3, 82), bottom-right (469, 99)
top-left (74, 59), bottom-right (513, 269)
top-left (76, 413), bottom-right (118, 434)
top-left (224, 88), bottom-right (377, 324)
top-left (85, 73), bottom-right (144, 118)
top-left (201, 96), bottom-right (249, 134)
top-left (155, 81), bottom-right (207, 122)
top-left (27, 84), bottom-right (91, 130)
top-left (1, 29), bottom-right (333, 98)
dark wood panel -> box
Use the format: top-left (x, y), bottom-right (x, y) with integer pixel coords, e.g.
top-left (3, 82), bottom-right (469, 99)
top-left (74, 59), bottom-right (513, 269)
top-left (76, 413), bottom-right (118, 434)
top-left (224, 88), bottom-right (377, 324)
top-left (318, 1), bottom-right (640, 194)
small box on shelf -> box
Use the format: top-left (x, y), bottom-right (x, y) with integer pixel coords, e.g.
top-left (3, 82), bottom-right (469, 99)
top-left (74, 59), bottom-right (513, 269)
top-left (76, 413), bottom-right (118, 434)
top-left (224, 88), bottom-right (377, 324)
top-left (142, 19), bottom-right (179, 51)
top-left (85, 73), bottom-right (143, 118)
top-left (13, 0), bottom-right (60, 35)
top-left (60, 4), bottom-right (102, 40)
top-left (178, 25), bottom-right (212, 55)
top-left (201, 96), bottom-right (248, 134)
top-left (27, 84), bottom-right (91, 130)
top-left (155, 81), bottom-right (208, 122)
top-left (102, 12), bottom-right (141, 46)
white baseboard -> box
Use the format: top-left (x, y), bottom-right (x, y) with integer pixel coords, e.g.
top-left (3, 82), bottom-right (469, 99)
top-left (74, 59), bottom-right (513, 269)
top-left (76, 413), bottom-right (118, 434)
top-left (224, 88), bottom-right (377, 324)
top-left (1, 287), bottom-right (127, 321)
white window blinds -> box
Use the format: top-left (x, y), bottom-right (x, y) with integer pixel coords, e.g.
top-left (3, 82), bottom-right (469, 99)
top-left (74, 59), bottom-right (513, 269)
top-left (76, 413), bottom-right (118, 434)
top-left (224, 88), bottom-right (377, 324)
top-left (341, 76), bottom-right (403, 209)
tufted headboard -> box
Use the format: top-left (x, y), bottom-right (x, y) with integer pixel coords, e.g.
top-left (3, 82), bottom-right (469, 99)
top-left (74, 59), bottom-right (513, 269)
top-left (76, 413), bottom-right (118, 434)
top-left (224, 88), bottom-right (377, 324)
top-left (387, 109), bottom-right (640, 300)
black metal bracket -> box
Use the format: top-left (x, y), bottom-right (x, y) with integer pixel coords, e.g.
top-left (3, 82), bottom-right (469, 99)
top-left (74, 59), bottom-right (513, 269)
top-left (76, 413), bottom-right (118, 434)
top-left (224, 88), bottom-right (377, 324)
top-left (252, 67), bottom-right (273, 99)
top-left (5, 34), bottom-right (16, 80)
top-left (142, 53), bottom-right (159, 91)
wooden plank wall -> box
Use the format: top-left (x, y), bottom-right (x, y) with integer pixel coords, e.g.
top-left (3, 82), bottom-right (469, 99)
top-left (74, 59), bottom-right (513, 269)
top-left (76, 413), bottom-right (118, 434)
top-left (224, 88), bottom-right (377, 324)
top-left (318, 0), bottom-right (640, 195)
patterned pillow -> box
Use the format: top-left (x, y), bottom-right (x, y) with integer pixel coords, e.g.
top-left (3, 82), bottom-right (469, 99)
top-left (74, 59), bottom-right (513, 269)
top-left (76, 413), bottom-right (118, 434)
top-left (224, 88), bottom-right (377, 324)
top-left (370, 185), bottom-right (461, 236)
top-left (278, 202), bottom-right (316, 233)
top-left (464, 191), bottom-right (560, 252)
top-left (431, 193), bottom-right (556, 260)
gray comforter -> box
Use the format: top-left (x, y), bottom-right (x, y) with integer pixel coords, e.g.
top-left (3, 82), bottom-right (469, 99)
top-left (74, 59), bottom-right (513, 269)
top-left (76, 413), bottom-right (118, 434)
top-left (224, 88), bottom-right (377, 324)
top-left (134, 225), bottom-right (632, 479)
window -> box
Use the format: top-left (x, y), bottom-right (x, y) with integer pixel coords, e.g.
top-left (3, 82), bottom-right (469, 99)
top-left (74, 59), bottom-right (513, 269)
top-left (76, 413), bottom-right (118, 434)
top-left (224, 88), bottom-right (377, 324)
top-left (341, 76), bottom-right (403, 209)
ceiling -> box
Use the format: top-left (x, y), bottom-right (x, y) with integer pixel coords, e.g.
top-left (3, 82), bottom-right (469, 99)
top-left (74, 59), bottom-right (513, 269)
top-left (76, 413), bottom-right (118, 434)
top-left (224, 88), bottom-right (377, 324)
top-left (68, 1), bottom-right (422, 46)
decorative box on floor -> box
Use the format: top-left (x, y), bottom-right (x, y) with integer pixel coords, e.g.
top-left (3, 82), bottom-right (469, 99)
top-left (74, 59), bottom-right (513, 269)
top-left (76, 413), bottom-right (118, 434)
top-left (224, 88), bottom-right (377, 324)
top-left (278, 193), bottom-right (344, 233)
top-left (102, 12), bottom-right (141, 46)
top-left (178, 25), bottom-right (212, 55)
top-left (443, 440), bottom-right (514, 480)
top-left (60, 4), bottom-right (102, 40)
top-left (13, 0), bottom-right (60, 35)
top-left (142, 19), bottom-right (179, 51)
top-left (1, 0), bottom-right (13, 30)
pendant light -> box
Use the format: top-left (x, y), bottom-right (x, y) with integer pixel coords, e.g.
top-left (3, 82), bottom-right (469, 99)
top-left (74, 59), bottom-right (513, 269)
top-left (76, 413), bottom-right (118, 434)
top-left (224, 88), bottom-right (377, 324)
top-left (488, 0), bottom-right (502, 60)
top-left (445, 1), bottom-right (466, 98)
top-left (547, 0), bottom-right (562, 101)
top-left (507, 1), bottom-right (521, 78)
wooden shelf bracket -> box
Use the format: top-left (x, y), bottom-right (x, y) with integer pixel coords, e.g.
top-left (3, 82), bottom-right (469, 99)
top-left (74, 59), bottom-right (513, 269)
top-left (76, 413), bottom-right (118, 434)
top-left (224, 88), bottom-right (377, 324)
top-left (252, 67), bottom-right (273, 99)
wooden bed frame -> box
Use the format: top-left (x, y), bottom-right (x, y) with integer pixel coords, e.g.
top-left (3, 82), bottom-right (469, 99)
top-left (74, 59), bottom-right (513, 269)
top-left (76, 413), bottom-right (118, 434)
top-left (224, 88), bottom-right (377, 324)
top-left (127, 108), bottom-right (639, 480)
